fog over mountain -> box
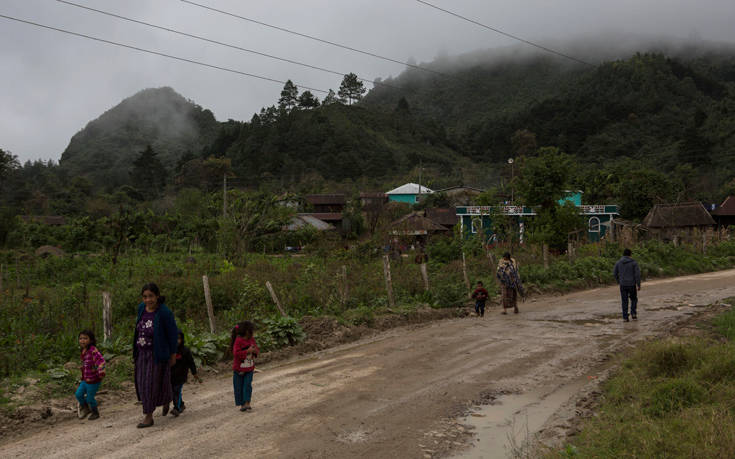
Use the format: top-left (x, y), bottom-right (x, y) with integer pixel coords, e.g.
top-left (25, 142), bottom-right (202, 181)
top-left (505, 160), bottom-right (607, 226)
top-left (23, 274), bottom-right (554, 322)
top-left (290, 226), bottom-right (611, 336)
top-left (1, 0), bottom-right (734, 163)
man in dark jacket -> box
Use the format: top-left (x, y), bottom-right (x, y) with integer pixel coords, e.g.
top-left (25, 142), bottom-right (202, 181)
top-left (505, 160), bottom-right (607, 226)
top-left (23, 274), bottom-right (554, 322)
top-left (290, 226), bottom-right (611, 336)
top-left (613, 248), bottom-right (641, 322)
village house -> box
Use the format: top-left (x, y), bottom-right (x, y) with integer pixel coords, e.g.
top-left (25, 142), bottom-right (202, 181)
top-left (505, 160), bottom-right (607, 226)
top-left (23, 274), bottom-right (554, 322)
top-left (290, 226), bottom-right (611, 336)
top-left (385, 183), bottom-right (434, 204)
top-left (710, 196), bottom-right (735, 229)
top-left (642, 202), bottom-right (716, 243)
top-left (301, 194), bottom-right (346, 226)
top-left (455, 191), bottom-right (618, 243)
top-left (432, 185), bottom-right (484, 206)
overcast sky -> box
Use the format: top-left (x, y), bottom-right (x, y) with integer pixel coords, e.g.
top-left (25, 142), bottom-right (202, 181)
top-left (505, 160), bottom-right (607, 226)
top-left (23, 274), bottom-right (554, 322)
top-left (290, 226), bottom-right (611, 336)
top-left (1, 0), bottom-right (734, 163)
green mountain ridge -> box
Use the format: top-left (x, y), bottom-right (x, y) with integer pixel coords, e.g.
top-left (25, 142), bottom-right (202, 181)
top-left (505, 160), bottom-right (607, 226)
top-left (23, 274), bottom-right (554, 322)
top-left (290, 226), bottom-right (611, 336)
top-left (60, 86), bottom-right (219, 188)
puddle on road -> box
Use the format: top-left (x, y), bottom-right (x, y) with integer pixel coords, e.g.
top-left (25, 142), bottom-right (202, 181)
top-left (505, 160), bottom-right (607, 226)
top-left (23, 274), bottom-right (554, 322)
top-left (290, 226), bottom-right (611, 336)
top-left (453, 376), bottom-right (591, 459)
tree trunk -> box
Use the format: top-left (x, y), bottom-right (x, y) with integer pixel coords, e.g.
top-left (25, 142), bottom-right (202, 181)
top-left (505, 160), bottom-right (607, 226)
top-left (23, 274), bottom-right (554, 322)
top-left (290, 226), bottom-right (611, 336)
top-left (420, 263), bottom-right (430, 292)
top-left (462, 252), bottom-right (471, 298)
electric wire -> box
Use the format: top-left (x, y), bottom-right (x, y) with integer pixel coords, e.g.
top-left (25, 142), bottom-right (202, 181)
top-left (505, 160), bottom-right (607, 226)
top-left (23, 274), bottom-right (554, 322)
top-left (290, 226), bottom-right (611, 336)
top-left (56, 0), bottom-right (401, 90)
top-left (0, 13), bottom-right (329, 93)
top-left (413, 0), bottom-right (594, 67)
top-left (179, 0), bottom-right (451, 78)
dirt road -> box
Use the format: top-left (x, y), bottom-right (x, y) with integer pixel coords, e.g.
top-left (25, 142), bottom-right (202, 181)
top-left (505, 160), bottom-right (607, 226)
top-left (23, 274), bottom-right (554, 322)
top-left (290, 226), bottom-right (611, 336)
top-left (3, 269), bottom-right (735, 459)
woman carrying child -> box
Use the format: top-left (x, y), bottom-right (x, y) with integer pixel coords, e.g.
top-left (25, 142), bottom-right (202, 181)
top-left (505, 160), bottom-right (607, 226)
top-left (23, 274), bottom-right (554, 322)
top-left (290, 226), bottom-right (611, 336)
top-left (76, 330), bottom-right (105, 420)
top-left (133, 283), bottom-right (179, 428)
top-left (496, 252), bottom-right (525, 314)
top-left (231, 321), bottom-right (259, 412)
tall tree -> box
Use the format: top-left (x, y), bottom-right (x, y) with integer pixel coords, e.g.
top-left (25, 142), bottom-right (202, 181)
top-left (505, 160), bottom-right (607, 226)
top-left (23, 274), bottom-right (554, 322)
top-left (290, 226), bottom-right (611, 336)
top-left (298, 91), bottom-right (320, 109)
top-left (130, 145), bottom-right (167, 199)
top-left (338, 73), bottom-right (366, 105)
top-left (278, 80), bottom-right (299, 111)
top-left (322, 89), bottom-right (339, 105)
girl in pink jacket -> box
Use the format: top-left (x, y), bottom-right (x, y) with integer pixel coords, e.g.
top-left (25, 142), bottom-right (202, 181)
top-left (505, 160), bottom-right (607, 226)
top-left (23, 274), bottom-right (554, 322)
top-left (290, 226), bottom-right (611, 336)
top-left (231, 321), bottom-right (259, 412)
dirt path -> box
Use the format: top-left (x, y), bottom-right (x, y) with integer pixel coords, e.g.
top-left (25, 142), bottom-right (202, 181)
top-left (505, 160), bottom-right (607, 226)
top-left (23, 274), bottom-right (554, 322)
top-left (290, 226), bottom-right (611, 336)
top-left (3, 269), bottom-right (735, 459)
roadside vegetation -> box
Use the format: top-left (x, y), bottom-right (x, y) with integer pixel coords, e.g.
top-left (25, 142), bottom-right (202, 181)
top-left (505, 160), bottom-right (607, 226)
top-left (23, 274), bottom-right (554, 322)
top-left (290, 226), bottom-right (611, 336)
top-left (549, 298), bottom-right (735, 458)
top-left (3, 237), bottom-right (735, 411)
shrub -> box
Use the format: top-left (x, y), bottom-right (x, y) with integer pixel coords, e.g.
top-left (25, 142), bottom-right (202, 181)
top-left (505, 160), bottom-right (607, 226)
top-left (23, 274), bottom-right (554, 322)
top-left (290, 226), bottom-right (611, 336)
top-left (645, 378), bottom-right (706, 417)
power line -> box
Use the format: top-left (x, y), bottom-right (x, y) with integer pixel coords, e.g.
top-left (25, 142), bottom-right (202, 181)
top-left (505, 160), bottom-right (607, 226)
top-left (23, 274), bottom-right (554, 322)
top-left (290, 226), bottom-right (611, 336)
top-left (180, 0), bottom-right (451, 79)
top-left (0, 13), bottom-right (329, 93)
top-left (413, 0), bottom-right (594, 67)
top-left (56, 0), bottom-right (401, 90)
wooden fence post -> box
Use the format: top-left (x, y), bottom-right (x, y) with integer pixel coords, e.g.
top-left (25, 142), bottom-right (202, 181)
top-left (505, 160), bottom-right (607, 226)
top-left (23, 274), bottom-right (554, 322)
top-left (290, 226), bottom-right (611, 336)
top-left (567, 242), bottom-right (574, 263)
top-left (382, 255), bottom-right (396, 308)
top-left (265, 281), bottom-right (287, 317)
top-left (420, 263), bottom-right (430, 291)
top-left (462, 252), bottom-right (471, 298)
top-left (341, 265), bottom-right (349, 307)
top-left (102, 291), bottom-right (112, 342)
top-left (202, 275), bottom-right (216, 333)
top-left (543, 244), bottom-right (549, 269)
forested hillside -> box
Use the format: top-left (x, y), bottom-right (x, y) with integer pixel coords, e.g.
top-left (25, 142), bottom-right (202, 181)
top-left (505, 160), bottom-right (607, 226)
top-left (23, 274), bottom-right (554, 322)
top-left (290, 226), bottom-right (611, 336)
top-left (59, 87), bottom-right (220, 188)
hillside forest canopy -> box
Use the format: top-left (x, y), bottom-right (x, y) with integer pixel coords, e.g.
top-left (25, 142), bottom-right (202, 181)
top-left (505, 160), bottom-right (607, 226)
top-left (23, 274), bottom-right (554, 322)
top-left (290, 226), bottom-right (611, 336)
top-left (1, 49), bottom-right (735, 251)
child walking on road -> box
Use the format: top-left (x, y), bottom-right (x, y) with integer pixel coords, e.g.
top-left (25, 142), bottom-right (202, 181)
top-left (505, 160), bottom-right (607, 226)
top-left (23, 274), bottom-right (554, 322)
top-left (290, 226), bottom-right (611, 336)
top-left (231, 321), bottom-right (259, 412)
top-left (471, 281), bottom-right (489, 317)
top-left (75, 330), bottom-right (105, 420)
top-left (169, 331), bottom-right (201, 417)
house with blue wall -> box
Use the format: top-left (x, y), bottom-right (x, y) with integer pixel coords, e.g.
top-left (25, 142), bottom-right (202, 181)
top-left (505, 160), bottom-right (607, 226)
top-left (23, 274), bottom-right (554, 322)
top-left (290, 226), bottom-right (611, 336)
top-left (386, 183), bottom-right (434, 204)
top-left (456, 191), bottom-right (618, 243)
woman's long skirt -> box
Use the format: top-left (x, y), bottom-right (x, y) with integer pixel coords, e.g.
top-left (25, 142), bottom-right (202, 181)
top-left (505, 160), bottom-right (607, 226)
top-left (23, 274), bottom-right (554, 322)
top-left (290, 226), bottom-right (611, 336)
top-left (501, 285), bottom-right (517, 310)
top-left (135, 348), bottom-right (173, 414)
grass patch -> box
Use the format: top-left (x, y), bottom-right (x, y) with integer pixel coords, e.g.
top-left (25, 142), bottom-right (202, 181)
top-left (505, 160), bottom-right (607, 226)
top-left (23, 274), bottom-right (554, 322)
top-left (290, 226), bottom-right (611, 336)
top-left (548, 300), bottom-right (735, 458)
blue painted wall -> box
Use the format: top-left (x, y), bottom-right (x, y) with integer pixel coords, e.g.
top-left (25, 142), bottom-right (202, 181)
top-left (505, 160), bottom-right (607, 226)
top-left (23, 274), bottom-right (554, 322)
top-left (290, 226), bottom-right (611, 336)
top-left (388, 194), bottom-right (419, 204)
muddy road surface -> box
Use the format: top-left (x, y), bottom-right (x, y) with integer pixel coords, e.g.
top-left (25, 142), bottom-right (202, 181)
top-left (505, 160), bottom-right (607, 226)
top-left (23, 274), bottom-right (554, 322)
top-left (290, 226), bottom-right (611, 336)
top-left (3, 269), bottom-right (735, 458)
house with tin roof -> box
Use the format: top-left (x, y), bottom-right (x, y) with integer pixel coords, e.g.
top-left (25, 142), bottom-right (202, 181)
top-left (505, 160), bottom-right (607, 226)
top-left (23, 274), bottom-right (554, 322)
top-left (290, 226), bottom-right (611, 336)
top-left (385, 183), bottom-right (433, 204)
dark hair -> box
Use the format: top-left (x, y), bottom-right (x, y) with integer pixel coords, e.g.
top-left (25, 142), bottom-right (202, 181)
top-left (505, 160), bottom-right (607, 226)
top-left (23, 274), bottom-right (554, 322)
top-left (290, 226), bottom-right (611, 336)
top-left (503, 252), bottom-right (512, 259)
top-left (141, 282), bottom-right (166, 305)
top-left (178, 330), bottom-right (185, 347)
top-left (229, 321), bottom-right (255, 351)
top-left (623, 248), bottom-right (632, 256)
top-left (79, 330), bottom-right (97, 348)
top-left (476, 280), bottom-right (483, 286)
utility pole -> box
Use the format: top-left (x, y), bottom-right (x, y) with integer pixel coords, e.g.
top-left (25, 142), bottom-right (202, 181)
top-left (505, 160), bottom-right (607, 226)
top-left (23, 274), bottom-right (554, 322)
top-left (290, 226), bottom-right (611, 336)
top-left (223, 174), bottom-right (228, 217)
top-left (418, 159), bottom-right (423, 197)
top-left (508, 158), bottom-right (515, 203)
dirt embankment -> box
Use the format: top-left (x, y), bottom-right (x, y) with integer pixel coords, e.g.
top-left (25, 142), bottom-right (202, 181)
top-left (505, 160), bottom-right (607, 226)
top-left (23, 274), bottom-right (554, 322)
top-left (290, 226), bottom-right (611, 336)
top-left (2, 269), bottom-right (735, 459)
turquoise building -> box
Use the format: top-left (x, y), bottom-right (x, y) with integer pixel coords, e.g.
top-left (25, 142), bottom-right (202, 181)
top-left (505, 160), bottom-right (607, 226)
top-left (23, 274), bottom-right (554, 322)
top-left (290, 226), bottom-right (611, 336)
top-left (456, 192), bottom-right (618, 243)
top-left (385, 183), bottom-right (434, 204)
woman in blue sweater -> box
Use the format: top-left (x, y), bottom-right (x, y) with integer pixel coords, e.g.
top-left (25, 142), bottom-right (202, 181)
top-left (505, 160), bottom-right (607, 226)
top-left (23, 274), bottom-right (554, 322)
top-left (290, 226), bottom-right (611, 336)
top-left (133, 283), bottom-right (178, 428)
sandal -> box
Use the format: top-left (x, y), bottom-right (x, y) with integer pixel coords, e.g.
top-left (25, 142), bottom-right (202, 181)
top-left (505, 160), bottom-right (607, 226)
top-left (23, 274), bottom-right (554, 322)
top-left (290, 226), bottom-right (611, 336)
top-left (137, 420), bottom-right (154, 428)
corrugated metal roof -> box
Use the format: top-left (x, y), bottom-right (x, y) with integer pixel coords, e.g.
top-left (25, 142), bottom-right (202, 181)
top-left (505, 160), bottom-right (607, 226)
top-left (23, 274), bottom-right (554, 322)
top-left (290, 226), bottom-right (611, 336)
top-left (285, 215), bottom-right (334, 231)
top-left (385, 183), bottom-right (434, 195)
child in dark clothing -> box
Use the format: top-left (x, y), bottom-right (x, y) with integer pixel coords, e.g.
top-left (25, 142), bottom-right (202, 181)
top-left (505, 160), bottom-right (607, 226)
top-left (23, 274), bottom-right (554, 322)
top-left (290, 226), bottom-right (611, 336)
top-left (471, 281), bottom-right (489, 317)
top-left (169, 331), bottom-right (201, 417)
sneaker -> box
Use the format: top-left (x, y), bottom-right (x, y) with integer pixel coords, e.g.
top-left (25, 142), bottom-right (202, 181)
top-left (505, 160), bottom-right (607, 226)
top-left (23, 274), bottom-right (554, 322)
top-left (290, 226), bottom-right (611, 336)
top-left (171, 408), bottom-right (180, 417)
top-left (632, 315), bottom-right (637, 320)
top-left (624, 317), bottom-right (630, 322)
top-left (239, 406), bottom-right (247, 412)
top-left (78, 403), bottom-right (91, 419)
top-left (88, 407), bottom-right (99, 421)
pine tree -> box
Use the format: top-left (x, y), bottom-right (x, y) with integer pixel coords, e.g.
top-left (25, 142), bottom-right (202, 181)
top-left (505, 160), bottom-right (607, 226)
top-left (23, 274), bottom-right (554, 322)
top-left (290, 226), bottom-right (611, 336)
top-left (322, 89), bottom-right (339, 105)
top-left (298, 91), bottom-right (320, 109)
top-left (338, 73), bottom-right (366, 105)
top-left (130, 145), bottom-right (167, 199)
top-left (278, 80), bottom-right (298, 111)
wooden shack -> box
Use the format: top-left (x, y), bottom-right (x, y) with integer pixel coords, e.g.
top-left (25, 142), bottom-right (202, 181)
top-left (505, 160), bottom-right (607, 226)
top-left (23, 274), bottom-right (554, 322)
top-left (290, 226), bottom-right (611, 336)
top-left (642, 202), bottom-right (715, 243)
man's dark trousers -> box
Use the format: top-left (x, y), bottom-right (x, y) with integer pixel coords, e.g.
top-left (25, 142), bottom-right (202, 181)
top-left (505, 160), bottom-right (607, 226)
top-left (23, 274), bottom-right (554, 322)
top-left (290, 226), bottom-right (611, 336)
top-left (620, 285), bottom-right (637, 320)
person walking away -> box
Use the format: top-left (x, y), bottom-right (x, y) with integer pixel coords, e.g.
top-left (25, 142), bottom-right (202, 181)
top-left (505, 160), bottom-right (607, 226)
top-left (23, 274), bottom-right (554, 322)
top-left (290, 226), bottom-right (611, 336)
top-left (232, 321), bottom-right (259, 412)
top-left (76, 330), bottom-right (105, 420)
top-left (613, 248), bottom-right (641, 322)
top-left (133, 283), bottom-right (178, 428)
top-left (497, 252), bottom-right (524, 314)
top-left (471, 281), bottom-right (489, 317)
top-left (170, 331), bottom-right (201, 417)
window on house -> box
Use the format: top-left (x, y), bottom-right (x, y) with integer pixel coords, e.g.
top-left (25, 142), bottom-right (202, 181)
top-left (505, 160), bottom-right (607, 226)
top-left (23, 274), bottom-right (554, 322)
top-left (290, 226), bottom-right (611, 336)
top-left (589, 217), bottom-right (601, 233)
top-left (471, 218), bottom-right (481, 234)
